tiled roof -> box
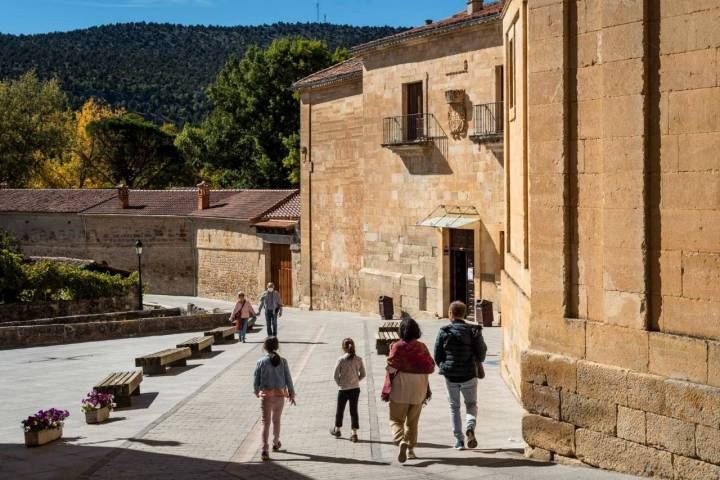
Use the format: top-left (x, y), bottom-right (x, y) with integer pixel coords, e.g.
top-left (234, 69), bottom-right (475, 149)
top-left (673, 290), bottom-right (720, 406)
top-left (83, 189), bottom-right (239, 216)
top-left (0, 189), bottom-right (116, 213)
top-left (292, 57), bottom-right (363, 91)
top-left (189, 189), bottom-right (299, 221)
top-left (263, 191), bottom-right (300, 220)
top-left (351, 2), bottom-right (502, 54)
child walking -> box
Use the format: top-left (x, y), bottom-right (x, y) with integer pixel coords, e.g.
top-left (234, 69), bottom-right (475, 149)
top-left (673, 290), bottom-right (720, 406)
top-left (253, 336), bottom-right (296, 461)
top-left (331, 338), bottom-right (366, 442)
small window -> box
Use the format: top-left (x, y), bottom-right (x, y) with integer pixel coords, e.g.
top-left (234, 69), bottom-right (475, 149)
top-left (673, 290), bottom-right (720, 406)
top-left (507, 34), bottom-right (515, 111)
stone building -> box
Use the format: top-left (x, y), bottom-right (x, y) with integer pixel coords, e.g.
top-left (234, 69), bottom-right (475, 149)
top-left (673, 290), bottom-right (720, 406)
top-left (0, 186), bottom-right (300, 305)
top-left (294, 0), bottom-right (506, 319)
top-left (499, 0), bottom-right (720, 477)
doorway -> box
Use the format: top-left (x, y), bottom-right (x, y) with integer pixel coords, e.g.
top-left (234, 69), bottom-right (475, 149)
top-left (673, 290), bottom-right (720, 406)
top-left (270, 244), bottom-right (293, 306)
top-left (405, 81), bottom-right (424, 141)
top-left (449, 229), bottom-right (475, 320)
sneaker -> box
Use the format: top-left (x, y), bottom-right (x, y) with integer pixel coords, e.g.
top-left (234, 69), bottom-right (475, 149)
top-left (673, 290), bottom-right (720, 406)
top-left (454, 439), bottom-right (465, 450)
top-left (350, 433), bottom-right (358, 443)
top-left (407, 448), bottom-right (417, 460)
top-left (330, 428), bottom-right (341, 438)
top-left (272, 441), bottom-right (281, 451)
top-left (261, 450), bottom-right (270, 461)
top-left (466, 428), bottom-right (478, 449)
top-left (398, 441), bottom-right (408, 463)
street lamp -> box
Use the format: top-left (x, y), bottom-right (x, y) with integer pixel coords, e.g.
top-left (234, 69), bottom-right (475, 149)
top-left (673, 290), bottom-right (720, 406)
top-left (134, 240), bottom-right (143, 311)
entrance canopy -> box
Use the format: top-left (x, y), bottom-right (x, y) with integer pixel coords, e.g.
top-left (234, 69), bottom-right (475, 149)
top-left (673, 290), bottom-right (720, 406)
top-left (416, 205), bottom-right (480, 229)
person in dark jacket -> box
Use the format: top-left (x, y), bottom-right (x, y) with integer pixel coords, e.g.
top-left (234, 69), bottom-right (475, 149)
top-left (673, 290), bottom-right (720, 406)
top-left (434, 300), bottom-right (487, 450)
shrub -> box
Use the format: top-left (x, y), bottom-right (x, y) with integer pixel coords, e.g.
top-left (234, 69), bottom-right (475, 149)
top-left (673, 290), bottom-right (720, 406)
top-left (0, 249), bottom-right (137, 303)
top-left (0, 228), bottom-right (21, 254)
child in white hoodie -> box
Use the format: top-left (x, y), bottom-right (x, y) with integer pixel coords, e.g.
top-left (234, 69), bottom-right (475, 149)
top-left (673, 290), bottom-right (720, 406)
top-left (331, 338), bottom-right (366, 442)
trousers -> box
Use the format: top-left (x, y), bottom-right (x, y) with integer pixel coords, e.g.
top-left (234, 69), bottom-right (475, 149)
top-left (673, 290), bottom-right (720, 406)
top-left (260, 396), bottom-right (285, 451)
top-left (335, 388), bottom-right (360, 429)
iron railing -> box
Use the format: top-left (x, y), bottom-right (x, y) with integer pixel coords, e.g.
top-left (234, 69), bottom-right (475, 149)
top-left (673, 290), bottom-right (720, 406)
top-left (471, 102), bottom-right (504, 141)
top-left (382, 113), bottom-right (440, 146)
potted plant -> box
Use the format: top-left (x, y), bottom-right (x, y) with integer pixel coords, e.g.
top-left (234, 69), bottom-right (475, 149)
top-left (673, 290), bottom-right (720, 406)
top-left (22, 408), bottom-right (70, 447)
top-left (82, 389), bottom-right (114, 424)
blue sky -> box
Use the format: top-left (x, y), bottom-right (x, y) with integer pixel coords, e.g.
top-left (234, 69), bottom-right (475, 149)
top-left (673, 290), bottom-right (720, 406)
top-left (1, 0), bottom-right (476, 35)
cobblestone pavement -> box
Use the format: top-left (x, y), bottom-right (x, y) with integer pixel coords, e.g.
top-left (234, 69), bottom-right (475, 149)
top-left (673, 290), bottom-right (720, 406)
top-left (0, 306), bottom-right (636, 479)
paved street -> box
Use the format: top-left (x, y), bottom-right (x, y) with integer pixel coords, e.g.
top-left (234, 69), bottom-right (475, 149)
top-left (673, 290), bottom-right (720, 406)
top-left (0, 304), bottom-right (635, 479)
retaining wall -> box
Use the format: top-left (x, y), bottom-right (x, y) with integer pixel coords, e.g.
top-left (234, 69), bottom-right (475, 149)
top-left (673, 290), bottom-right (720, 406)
top-left (0, 293), bottom-right (137, 323)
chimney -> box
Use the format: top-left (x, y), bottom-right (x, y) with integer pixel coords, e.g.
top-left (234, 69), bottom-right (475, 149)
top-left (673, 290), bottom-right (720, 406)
top-left (467, 0), bottom-right (483, 14)
top-left (197, 181), bottom-right (210, 210)
top-left (425, 19), bottom-right (433, 25)
top-left (117, 184), bottom-right (129, 209)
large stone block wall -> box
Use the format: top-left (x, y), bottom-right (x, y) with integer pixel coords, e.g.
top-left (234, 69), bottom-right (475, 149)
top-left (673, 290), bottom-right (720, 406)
top-left (360, 24), bottom-right (505, 318)
top-left (301, 81), bottom-right (365, 312)
top-left (500, 0), bottom-right (720, 477)
top-left (0, 212), bottom-right (88, 259)
top-left (521, 349), bottom-right (720, 479)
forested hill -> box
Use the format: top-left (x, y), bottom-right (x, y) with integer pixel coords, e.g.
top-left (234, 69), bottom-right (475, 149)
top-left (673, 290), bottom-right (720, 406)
top-left (0, 22), bottom-right (405, 124)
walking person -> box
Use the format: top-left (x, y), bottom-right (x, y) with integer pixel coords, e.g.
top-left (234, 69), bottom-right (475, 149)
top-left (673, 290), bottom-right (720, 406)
top-left (434, 301), bottom-right (487, 450)
top-left (230, 291), bottom-right (256, 342)
top-left (331, 338), bottom-right (366, 443)
top-left (258, 282), bottom-right (283, 337)
top-left (382, 318), bottom-right (435, 463)
top-left (253, 336), bottom-right (296, 461)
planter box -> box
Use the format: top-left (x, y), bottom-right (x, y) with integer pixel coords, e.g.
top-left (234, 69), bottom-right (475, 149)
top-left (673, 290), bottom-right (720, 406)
top-left (24, 427), bottom-right (62, 447)
top-left (85, 406), bottom-right (111, 424)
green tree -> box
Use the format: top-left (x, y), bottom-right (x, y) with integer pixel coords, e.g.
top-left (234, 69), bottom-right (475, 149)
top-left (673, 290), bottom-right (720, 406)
top-left (200, 38), bottom-right (334, 188)
top-left (0, 72), bottom-right (73, 186)
top-left (86, 113), bottom-right (186, 188)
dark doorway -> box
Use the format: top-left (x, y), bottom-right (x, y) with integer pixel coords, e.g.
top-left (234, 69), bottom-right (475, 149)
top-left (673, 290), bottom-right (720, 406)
top-left (405, 81), bottom-right (424, 141)
top-left (270, 244), bottom-right (293, 306)
top-left (449, 229), bottom-right (475, 320)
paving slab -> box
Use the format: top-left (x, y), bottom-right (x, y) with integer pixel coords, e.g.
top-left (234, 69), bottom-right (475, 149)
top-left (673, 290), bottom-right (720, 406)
top-left (0, 303), bottom-right (638, 479)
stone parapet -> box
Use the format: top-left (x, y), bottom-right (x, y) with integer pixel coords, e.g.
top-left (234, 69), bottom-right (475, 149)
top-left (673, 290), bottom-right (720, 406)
top-left (0, 312), bottom-right (230, 349)
top-left (0, 293), bottom-right (136, 323)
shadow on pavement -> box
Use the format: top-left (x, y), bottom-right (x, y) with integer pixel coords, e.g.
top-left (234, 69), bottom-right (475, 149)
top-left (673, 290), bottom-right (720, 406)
top-left (126, 437), bottom-right (183, 447)
top-left (159, 364), bottom-right (201, 377)
top-left (0, 441), bottom-right (315, 480)
top-left (116, 392), bottom-right (158, 411)
top-left (277, 450), bottom-right (389, 466)
top-left (407, 451), bottom-right (552, 469)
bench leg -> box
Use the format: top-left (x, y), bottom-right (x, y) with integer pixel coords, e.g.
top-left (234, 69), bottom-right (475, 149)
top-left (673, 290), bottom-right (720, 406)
top-left (143, 365), bottom-right (166, 375)
top-left (132, 386), bottom-right (141, 397)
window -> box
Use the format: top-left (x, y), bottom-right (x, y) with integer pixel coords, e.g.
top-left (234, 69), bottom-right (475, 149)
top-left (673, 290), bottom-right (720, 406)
top-left (506, 25), bottom-right (516, 119)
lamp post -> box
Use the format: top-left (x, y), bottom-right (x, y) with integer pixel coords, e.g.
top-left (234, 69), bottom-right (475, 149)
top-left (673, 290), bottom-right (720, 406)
top-left (134, 240), bottom-right (143, 311)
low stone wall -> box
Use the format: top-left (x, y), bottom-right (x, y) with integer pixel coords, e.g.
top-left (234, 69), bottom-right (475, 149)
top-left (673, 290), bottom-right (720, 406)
top-left (0, 293), bottom-right (137, 323)
top-left (520, 349), bottom-right (720, 479)
top-left (0, 312), bottom-right (230, 349)
top-left (1, 307), bottom-right (181, 327)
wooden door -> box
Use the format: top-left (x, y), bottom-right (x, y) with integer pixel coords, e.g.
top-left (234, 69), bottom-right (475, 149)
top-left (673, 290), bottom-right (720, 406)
top-left (270, 244), bottom-right (293, 306)
top-left (405, 81), bottom-right (424, 141)
top-left (449, 229), bottom-right (475, 319)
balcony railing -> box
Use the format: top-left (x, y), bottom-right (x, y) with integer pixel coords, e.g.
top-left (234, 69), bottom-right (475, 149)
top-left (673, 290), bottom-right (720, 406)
top-left (382, 113), bottom-right (442, 148)
top-left (470, 102), bottom-right (504, 143)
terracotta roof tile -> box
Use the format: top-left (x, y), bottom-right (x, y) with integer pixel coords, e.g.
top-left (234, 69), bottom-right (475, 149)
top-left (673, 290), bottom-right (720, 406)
top-left (292, 57), bottom-right (363, 91)
top-left (0, 189), bottom-right (116, 213)
top-left (263, 191), bottom-right (300, 220)
top-left (189, 189), bottom-right (299, 221)
top-left (83, 189), bottom-right (239, 216)
top-left (351, 2), bottom-right (502, 54)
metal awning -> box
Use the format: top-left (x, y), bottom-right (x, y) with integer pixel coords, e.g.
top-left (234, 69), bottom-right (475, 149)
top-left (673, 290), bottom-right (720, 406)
top-left (416, 205), bottom-right (480, 229)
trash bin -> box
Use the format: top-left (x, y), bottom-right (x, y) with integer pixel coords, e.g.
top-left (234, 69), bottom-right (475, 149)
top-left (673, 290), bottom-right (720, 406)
top-left (379, 296), bottom-right (394, 320)
top-left (475, 299), bottom-right (494, 327)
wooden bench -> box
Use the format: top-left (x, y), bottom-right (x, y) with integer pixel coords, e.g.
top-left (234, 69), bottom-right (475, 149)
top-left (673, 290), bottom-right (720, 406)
top-left (135, 347), bottom-right (191, 375)
top-left (204, 326), bottom-right (235, 344)
top-left (95, 370), bottom-right (143, 408)
top-left (380, 321), bottom-right (401, 332)
top-left (177, 336), bottom-right (214, 357)
top-left (375, 330), bottom-right (400, 356)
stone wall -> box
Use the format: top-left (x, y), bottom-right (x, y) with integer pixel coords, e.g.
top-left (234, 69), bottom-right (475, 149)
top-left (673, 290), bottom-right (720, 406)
top-left (0, 312), bottom-right (230, 349)
top-left (501, 0), bottom-right (720, 477)
top-left (301, 21), bottom-right (506, 318)
top-left (194, 219), bottom-right (268, 302)
top-left (0, 293), bottom-right (137, 323)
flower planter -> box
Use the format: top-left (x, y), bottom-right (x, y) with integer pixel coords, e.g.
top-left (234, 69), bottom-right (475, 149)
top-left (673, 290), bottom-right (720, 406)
top-left (24, 427), bottom-right (62, 447)
top-left (85, 406), bottom-right (110, 424)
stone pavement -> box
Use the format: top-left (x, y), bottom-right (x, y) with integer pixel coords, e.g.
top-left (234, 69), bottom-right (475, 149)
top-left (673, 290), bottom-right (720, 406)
top-left (0, 305), bottom-right (636, 479)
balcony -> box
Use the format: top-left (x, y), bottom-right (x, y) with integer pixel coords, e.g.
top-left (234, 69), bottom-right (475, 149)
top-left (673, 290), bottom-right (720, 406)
top-left (470, 102), bottom-right (504, 143)
top-left (382, 114), bottom-right (446, 151)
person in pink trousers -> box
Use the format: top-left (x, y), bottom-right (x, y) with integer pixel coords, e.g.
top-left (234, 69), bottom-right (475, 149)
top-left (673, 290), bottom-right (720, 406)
top-left (253, 336), bottom-right (296, 461)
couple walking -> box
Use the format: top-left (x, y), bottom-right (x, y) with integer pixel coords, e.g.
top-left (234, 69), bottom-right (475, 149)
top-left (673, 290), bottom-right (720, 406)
top-left (231, 282), bottom-right (284, 342)
top-left (384, 300), bottom-right (487, 462)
